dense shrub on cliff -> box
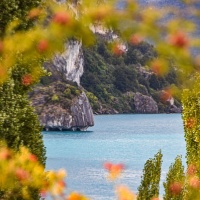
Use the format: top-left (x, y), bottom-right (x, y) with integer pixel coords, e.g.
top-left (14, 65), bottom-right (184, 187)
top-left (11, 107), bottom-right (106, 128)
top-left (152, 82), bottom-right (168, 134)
top-left (30, 81), bottom-right (82, 115)
top-left (81, 37), bottom-right (179, 113)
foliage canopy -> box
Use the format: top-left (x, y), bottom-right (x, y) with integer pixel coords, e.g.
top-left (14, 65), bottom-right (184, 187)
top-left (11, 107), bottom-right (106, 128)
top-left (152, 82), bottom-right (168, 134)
top-left (1, 0), bottom-right (200, 199)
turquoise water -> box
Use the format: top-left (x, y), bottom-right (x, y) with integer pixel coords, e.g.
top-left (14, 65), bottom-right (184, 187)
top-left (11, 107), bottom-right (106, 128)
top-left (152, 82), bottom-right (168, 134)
top-left (43, 114), bottom-right (186, 199)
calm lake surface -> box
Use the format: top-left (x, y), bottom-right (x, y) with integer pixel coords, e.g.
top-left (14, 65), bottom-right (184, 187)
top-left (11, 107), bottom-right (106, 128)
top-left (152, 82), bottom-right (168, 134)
top-left (43, 114), bottom-right (186, 199)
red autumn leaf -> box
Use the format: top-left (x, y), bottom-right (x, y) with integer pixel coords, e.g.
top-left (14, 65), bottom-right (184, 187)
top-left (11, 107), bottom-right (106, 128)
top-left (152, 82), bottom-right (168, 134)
top-left (52, 12), bottom-right (71, 25)
top-left (37, 39), bottom-right (49, 53)
top-left (28, 8), bottom-right (41, 19)
top-left (15, 168), bottom-right (30, 181)
top-left (185, 117), bottom-right (197, 129)
top-left (112, 44), bottom-right (125, 56)
top-left (29, 154), bottom-right (38, 162)
top-left (22, 74), bottom-right (33, 86)
top-left (130, 34), bottom-right (143, 45)
top-left (169, 182), bottom-right (183, 195)
top-left (104, 162), bottom-right (113, 171)
top-left (189, 177), bottom-right (200, 189)
top-left (168, 31), bottom-right (189, 48)
top-left (0, 148), bottom-right (12, 160)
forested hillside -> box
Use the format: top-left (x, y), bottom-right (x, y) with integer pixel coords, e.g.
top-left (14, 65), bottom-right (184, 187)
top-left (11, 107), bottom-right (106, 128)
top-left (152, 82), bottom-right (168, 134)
top-left (81, 36), bottom-right (181, 114)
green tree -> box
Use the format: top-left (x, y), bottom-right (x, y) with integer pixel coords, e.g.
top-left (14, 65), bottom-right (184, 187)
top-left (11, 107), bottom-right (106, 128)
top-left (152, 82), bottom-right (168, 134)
top-left (0, 0), bottom-right (42, 37)
top-left (182, 75), bottom-right (200, 168)
top-left (181, 75), bottom-right (200, 199)
top-left (0, 78), bottom-right (46, 165)
top-left (163, 156), bottom-right (185, 200)
top-left (0, 0), bottom-right (46, 163)
top-left (137, 151), bottom-right (162, 200)
top-left (0, 1), bottom-right (46, 198)
top-left (0, 79), bottom-right (46, 199)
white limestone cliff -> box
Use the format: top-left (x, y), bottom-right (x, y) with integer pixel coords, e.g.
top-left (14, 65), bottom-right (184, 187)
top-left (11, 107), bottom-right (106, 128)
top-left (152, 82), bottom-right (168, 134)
top-left (53, 41), bottom-right (84, 85)
top-left (35, 40), bottom-right (94, 131)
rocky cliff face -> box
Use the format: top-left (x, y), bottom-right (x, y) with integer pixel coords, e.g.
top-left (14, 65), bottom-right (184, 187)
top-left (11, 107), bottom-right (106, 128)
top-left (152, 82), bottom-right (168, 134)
top-left (133, 92), bottom-right (158, 113)
top-left (52, 41), bottom-right (84, 86)
top-left (31, 82), bottom-right (94, 131)
top-left (35, 40), bottom-right (94, 131)
top-left (70, 92), bottom-right (94, 130)
top-left (39, 93), bottom-right (94, 131)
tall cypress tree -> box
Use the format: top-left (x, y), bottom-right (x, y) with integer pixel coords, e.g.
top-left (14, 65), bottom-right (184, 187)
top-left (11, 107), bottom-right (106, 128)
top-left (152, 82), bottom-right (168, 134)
top-left (163, 156), bottom-right (185, 200)
top-left (182, 75), bottom-right (200, 169)
top-left (137, 151), bottom-right (162, 200)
